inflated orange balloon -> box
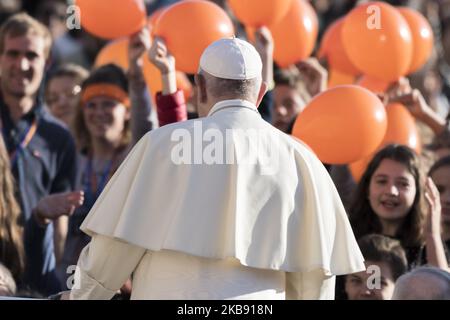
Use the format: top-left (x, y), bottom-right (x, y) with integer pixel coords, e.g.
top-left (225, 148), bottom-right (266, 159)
top-left (328, 69), bottom-right (356, 88)
top-left (95, 38), bottom-right (192, 100)
top-left (342, 2), bottom-right (413, 82)
top-left (76, 0), bottom-right (147, 39)
top-left (357, 75), bottom-right (392, 94)
top-left (349, 102), bottom-right (421, 182)
top-left (270, 0), bottom-right (318, 68)
top-left (398, 7), bottom-right (434, 74)
top-left (148, 7), bottom-right (167, 31)
top-left (383, 102), bottom-right (421, 153)
top-left (152, 0), bottom-right (235, 74)
top-left (95, 38), bottom-right (130, 70)
top-left (292, 85), bottom-right (387, 164)
top-left (318, 18), bottom-right (360, 76)
top-left (228, 0), bottom-right (292, 27)
top-left (290, 136), bottom-right (317, 156)
top-left (245, 26), bottom-right (256, 43)
top-left (349, 155), bottom-right (371, 183)
top-left (173, 72), bottom-right (193, 100)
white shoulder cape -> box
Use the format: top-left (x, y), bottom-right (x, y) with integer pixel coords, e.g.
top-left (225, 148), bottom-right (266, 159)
top-left (81, 102), bottom-right (364, 276)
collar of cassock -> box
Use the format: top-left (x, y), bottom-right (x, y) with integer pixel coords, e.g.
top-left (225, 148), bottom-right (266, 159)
top-left (207, 99), bottom-right (259, 117)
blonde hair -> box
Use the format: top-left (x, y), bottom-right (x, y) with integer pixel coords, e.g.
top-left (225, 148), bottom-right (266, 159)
top-left (0, 12), bottom-right (52, 58)
top-left (0, 137), bottom-right (25, 281)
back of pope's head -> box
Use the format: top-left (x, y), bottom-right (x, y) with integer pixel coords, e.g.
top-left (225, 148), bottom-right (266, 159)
top-left (199, 37), bottom-right (262, 81)
top-left (196, 37), bottom-right (265, 111)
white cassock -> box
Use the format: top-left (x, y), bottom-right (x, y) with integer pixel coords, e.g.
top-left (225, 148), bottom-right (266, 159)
top-left (70, 99), bottom-right (365, 300)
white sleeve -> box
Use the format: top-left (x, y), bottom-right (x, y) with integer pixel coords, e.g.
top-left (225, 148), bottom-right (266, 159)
top-left (70, 234), bottom-right (146, 300)
top-left (285, 269), bottom-right (336, 300)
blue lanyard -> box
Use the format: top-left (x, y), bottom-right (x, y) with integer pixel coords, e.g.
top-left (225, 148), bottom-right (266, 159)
top-left (0, 116), bottom-right (38, 167)
top-left (83, 157), bottom-right (114, 208)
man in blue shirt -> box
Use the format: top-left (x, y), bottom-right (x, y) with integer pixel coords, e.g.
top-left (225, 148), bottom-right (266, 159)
top-left (0, 13), bottom-right (79, 296)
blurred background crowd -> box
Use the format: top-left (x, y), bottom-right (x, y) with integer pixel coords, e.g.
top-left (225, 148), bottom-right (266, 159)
top-left (0, 0), bottom-right (449, 300)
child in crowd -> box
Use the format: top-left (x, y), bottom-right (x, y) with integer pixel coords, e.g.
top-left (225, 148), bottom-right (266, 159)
top-left (349, 144), bottom-right (448, 269)
top-left (345, 234), bottom-right (408, 300)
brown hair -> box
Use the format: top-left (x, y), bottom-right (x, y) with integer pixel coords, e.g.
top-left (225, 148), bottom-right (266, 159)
top-left (0, 136), bottom-right (25, 281)
top-left (358, 234), bottom-right (408, 280)
top-left (429, 155), bottom-right (450, 176)
top-left (349, 144), bottom-right (426, 248)
top-left (273, 66), bottom-right (310, 102)
top-left (45, 63), bottom-right (89, 104)
top-left (46, 63), bottom-right (89, 87)
top-left (0, 12), bottom-right (52, 58)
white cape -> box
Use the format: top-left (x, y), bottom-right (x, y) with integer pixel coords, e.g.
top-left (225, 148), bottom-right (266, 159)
top-left (81, 100), bottom-right (364, 277)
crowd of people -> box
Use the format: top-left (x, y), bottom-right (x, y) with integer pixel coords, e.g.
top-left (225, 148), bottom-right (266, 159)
top-left (0, 0), bottom-right (449, 300)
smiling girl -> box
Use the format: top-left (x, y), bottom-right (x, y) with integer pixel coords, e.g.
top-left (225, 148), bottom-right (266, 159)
top-left (349, 144), bottom-right (448, 269)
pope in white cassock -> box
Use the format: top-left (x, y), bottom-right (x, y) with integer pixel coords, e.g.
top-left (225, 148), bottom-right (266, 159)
top-left (69, 37), bottom-right (365, 300)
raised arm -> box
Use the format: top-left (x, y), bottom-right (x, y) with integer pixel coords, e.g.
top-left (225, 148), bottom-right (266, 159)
top-left (424, 178), bottom-right (449, 271)
top-left (390, 89), bottom-right (448, 136)
top-left (128, 27), bottom-right (154, 145)
top-left (148, 37), bottom-right (187, 126)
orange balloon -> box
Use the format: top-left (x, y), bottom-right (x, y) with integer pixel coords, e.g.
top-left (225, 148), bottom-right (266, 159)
top-left (398, 7), bottom-right (434, 74)
top-left (147, 7), bottom-right (167, 32)
top-left (95, 38), bottom-right (130, 70)
top-left (328, 69), bottom-right (356, 88)
top-left (152, 0), bottom-right (235, 74)
top-left (318, 18), bottom-right (360, 76)
top-left (270, 0), bottom-right (318, 68)
top-left (228, 0), bottom-right (292, 27)
top-left (349, 102), bottom-right (421, 182)
top-left (383, 102), bottom-right (421, 154)
top-left (290, 136), bottom-right (317, 156)
top-left (76, 0), bottom-right (147, 39)
top-left (292, 85), bottom-right (387, 164)
top-left (95, 38), bottom-right (192, 100)
top-left (172, 72), bottom-right (193, 100)
top-left (342, 2), bottom-right (413, 82)
top-left (348, 155), bottom-right (370, 183)
top-left (245, 26), bottom-right (256, 43)
top-left (357, 75), bottom-right (392, 94)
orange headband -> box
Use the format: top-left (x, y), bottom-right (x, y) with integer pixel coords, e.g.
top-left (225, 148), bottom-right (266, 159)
top-left (81, 83), bottom-right (130, 108)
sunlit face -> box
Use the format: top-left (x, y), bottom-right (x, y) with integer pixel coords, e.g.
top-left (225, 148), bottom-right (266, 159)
top-left (369, 159), bottom-right (416, 223)
top-left (345, 261), bottom-right (396, 300)
top-left (0, 33), bottom-right (47, 98)
top-left (272, 85), bottom-right (305, 133)
top-left (82, 96), bottom-right (129, 143)
top-left (46, 76), bottom-right (81, 126)
top-left (430, 165), bottom-right (450, 225)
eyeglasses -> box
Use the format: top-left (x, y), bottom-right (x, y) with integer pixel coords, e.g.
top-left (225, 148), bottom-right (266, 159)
top-left (46, 85), bottom-right (81, 105)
